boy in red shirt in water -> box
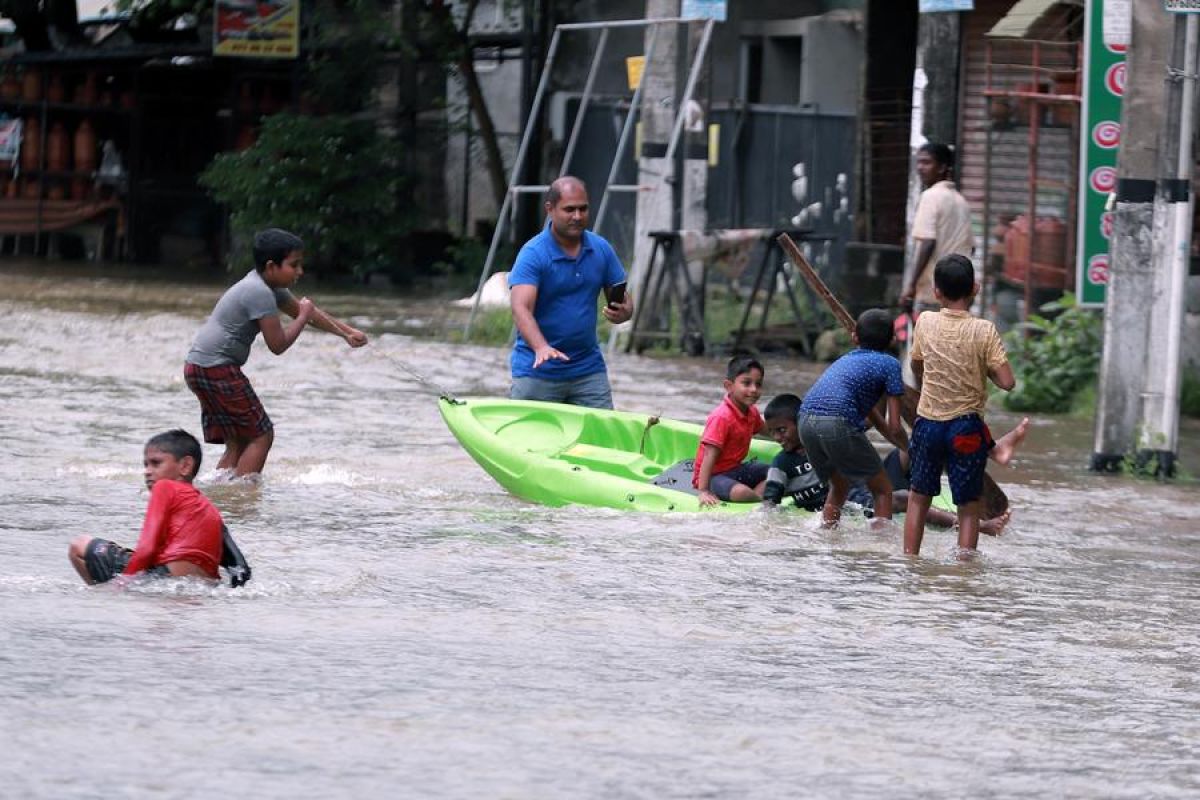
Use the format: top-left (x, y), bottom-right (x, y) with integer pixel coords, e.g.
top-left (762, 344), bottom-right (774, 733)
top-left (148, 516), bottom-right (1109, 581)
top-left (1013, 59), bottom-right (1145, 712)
top-left (68, 430), bottom-right (239, 585)
top-left (693, 356), bottom-right (768, 507)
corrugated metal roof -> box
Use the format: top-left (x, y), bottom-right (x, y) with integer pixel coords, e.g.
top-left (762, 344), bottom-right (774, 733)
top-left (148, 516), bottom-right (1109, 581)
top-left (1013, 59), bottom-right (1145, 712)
top-left (988, 0), bottom-right (1082, 39)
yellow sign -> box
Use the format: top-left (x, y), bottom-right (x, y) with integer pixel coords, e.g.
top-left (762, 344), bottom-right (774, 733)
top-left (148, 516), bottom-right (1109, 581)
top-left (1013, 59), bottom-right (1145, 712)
top-left (626, 56), bottom-right (645, 91)
top-left (214, 0), bottom-right (300, 59)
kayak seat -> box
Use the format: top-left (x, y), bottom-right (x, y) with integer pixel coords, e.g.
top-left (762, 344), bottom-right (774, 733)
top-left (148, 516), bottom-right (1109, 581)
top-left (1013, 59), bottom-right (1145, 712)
top-left (558, 443), bottom-right (663, 480)
top-left (482, 407), bottom-right (584, 456)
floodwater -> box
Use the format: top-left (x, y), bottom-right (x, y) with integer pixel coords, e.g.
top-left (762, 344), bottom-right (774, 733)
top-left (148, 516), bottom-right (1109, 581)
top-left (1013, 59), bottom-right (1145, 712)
top-left (2, 261), bottom-right (1200, 799)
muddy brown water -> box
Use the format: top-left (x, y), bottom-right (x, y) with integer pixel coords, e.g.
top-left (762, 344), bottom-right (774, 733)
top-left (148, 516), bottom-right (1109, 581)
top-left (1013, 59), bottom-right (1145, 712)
top-left (2, 261), bottom-right (1199, 798)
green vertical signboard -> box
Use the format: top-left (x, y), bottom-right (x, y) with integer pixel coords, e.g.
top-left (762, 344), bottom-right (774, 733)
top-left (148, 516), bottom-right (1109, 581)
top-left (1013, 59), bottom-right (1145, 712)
top-left (1077, 0), bottom-right (1127, 306)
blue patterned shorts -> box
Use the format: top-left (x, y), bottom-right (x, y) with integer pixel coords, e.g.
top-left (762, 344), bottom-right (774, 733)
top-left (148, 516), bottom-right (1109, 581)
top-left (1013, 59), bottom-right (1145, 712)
top-left (908, 415), bottom-right (993, 505)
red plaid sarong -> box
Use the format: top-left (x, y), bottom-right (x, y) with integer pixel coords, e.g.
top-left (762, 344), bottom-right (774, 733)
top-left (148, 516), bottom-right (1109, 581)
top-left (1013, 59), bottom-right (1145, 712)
top-left (183, 363), bottom-right (273, 444)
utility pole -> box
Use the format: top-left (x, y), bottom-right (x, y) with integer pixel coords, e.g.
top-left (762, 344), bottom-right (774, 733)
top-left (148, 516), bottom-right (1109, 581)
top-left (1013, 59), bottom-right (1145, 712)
top-left (1138, 11), bottom-right (1198, 476)
top-left (915, 11), bottom-right (962, 144)
top-left (902, 9), bottom-right (963, 307)
top-left (1091, 3), bottom-right (1171, 472)
top-left (629, 2), bottom-right (710, 353)
top-left (633, 0), bottom-right (682, 339)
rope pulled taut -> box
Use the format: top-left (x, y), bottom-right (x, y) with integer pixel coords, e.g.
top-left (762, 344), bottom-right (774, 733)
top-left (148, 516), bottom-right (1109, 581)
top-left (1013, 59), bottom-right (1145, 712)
top-left (377, 351), bottom-right (463, 405)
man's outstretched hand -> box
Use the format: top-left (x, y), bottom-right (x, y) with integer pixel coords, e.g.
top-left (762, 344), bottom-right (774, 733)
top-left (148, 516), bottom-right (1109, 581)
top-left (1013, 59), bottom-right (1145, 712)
top-left (533, 345), bottom-right (569, 368)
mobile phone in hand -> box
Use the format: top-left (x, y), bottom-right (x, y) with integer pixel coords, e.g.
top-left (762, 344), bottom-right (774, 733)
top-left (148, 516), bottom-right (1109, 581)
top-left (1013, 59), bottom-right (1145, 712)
top-left (605, 282), bottom-right (627, 308)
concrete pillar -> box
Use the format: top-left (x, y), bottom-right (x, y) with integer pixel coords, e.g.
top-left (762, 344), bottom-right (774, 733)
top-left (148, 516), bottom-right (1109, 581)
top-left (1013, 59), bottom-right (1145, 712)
top-left (1091, 5), bottom-right (1172, 472)
top-left (1138, 15), bottom-right (1197, 476)
top-left (631, 2), bottom-right (708, 352)
top-left (633, 0), bottom-right (681, 314)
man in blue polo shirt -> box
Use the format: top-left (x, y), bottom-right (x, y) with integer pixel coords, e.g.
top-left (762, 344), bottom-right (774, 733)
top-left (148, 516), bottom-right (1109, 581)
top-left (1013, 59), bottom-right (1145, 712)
top-left (508, 176), bottom-right (634, 408)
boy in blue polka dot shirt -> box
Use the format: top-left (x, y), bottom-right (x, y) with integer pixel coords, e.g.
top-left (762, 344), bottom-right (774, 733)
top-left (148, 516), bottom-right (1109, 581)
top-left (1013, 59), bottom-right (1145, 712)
top-left (797, 309), bottom-right (909, 528)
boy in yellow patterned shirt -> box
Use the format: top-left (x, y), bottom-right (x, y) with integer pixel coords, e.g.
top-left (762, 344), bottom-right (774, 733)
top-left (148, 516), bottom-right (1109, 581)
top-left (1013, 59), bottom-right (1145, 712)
top-left (903, 254), bottom-right (1015, 556)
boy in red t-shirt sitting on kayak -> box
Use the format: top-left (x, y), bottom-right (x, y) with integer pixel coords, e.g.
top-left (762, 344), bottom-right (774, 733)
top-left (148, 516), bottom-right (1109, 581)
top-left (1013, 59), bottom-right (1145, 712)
top-left (68, 429), bottom-right (249, 586)
top-left (693, 356), bottom-right (769, 507)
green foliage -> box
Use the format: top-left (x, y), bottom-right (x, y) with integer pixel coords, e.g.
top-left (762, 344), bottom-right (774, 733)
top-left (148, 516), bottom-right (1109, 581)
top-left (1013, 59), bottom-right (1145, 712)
top-left (200, 113), bottom-right (407, 276)
top-left (305, 0), bottom-right (394, 114)
top-left (1182, 369), bottom-right (1200, 419)
top-left (1003, 292), bottom-right (1103, 413)
top-left (450, 306), bottom-right (513, 346)
top-left (433, 238), bottom-right (515, 285)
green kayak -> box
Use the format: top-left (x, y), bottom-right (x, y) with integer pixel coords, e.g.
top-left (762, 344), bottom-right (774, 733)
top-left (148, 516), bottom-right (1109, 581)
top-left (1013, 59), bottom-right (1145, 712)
top-left (438, 396), bottom-right (789, 513)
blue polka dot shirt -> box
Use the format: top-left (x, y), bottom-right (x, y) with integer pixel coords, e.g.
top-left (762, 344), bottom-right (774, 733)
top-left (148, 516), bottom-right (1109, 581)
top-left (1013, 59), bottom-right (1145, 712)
top-left (800, 349), bottom-right (905, 429)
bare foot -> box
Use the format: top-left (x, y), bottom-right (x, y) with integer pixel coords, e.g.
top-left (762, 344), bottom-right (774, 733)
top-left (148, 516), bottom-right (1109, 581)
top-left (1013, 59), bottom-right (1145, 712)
top-left (979, 509), bottom-right (1012, 536)
top-left (991, 417), bottom-right (1030, 467)
top-left (868, 516), bottom-right (895, 533)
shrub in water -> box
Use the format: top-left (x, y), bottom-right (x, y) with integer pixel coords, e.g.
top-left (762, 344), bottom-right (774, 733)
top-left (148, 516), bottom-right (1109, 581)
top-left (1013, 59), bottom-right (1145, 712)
top-left (1003, 292), bottom-right (1102, 413)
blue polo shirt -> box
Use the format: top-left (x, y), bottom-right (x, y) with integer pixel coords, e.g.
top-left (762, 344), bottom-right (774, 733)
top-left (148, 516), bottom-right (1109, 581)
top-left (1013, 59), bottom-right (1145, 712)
top-left (508, 223), bottom-right (626, 380)
top-left (800, 349), bottom-right (905, 429)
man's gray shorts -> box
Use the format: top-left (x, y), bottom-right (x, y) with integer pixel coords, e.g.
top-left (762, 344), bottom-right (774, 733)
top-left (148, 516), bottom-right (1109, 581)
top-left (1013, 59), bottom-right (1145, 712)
top-left (510, 371), bottom-right (614, 409)
top-left (797, 413), bottom-right (885, 484)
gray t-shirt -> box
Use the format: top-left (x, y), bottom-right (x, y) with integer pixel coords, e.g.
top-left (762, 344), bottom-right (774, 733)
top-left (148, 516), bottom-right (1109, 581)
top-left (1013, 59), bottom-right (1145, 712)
top-left (186, 269), bottom-right (293, 367)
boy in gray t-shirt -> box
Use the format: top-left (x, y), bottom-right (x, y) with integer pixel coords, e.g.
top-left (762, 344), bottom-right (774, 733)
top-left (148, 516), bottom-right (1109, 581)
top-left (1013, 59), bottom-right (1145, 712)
top-left (183, 228), bottom-right (368, 478)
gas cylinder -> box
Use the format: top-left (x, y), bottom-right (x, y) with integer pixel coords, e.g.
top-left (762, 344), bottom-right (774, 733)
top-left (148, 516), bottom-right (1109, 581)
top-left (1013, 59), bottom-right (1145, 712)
top-left (20, 116), bottom-right (40, 172)
top-left (1, 71), bottom-right (20, 100)
top-left (1033, 217), bottom-right (1067, 267)
top-left (76, 72), bottom-right (99, 106)
top-left (46, 121), bottom-right (69, 171)
top-left (1003, 215), bottom-right (1030, 285)
top-left (74, 119), bottom-right (97, 172)
top-left (21, 69), bottom-right (41, 102)
top-left (46, 74), bottom-right (65, 103)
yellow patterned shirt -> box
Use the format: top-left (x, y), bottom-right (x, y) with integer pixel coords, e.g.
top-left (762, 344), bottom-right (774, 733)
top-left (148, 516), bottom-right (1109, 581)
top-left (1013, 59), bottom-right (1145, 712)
top-left (910, 309), bottom-right (1008, 421)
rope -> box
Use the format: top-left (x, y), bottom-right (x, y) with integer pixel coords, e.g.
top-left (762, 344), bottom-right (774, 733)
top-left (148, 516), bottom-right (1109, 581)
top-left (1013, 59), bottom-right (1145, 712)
top-left (375, 350), bottom-right (463, 405)
top-left (638, 413), bottom-right (661, 455)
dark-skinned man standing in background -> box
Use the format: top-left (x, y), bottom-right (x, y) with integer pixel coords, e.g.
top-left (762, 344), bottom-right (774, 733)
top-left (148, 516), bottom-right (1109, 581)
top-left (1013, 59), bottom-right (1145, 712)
top-left (900, 142), bottom-right (974, 317)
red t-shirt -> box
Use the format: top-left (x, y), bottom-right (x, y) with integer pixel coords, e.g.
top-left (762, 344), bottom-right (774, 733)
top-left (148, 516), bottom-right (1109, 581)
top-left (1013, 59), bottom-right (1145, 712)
top-left (692, 395), bottom-right (765, 487)
top-left (123, 480), bottom-right (224, 578)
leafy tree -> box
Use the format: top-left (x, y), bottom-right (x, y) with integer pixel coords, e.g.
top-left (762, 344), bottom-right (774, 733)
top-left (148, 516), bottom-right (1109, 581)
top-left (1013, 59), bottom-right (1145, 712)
top-left (198, 0), bottom-right (415, 276)
top-left (200, 113), bottom-right (407, 276)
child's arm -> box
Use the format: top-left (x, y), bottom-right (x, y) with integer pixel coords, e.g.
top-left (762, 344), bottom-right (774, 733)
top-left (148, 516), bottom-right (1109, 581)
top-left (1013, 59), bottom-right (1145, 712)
top-left (122, 483), bottom-right (173, 575)
top-left (989, 362), bottom-right (1015, 392)
top-left (278, 295), bottom-right (369, 348)
top-left (258, 298), bottom-right (314, 355)
top-left (983, 325), bottom-right (1013, 391)
top-left (696, 444), bottom-right (721, 507)
top-left (762, 453), bottom-right (786, 507)
top-left (868, 397), bottom-right (909, 451)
